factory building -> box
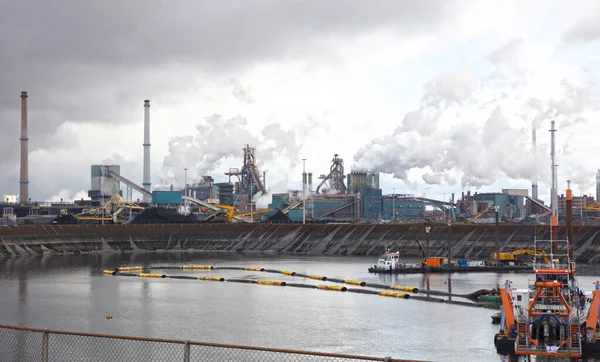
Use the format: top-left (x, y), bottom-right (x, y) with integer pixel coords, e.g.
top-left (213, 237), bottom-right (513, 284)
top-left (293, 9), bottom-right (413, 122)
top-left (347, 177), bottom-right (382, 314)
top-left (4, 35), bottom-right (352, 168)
top-left (152, 190), bottom-right (182, 205)
top-left (88, 165), bottom-right (122, 206)
top-left (383, 197), bottom-right (429, 221)
top-left (268, 154), bottom-right (455, 223)
top-left (456, 189), bottom-right (540, 221)
top-left (185, 176), bottom-right (217, 201)
top-left (472, 192), bottom-right (526, 220)
top-left (558, 193), bottom-right (595, 214)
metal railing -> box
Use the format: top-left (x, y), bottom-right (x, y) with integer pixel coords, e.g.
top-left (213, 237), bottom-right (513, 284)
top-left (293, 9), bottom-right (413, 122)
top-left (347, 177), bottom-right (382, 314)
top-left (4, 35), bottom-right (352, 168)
top-left (0, 324), bottom-right (422, 362)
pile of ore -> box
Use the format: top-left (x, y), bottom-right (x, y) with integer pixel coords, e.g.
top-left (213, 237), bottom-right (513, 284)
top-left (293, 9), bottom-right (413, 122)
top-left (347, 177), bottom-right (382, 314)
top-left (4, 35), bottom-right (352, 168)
top-left (54, 214), bottom-right (79, 224)
top-left (128, 207), bottom-right (201, 224)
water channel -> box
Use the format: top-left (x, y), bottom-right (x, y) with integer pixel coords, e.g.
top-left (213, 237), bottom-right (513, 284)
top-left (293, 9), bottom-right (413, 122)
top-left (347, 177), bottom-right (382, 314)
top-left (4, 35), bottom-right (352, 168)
top-left (2, 252), bottom-right (600, 361)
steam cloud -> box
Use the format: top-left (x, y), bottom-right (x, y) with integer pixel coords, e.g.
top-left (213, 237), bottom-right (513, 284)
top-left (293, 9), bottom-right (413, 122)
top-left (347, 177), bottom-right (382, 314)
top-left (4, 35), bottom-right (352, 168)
top-left (354, 39), bottom-right (595, 190)
top-left (157, 114), bottom-right (307, 191)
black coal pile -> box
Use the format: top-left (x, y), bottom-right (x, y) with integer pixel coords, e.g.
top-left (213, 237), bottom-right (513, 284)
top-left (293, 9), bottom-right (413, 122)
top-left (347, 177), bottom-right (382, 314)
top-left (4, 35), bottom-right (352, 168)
top-left (266, 210), bottom-right (291, 223)
top-left (129, 207), bottom-right (201, 224)
top-left (53, 214), bottom-right (79, 224)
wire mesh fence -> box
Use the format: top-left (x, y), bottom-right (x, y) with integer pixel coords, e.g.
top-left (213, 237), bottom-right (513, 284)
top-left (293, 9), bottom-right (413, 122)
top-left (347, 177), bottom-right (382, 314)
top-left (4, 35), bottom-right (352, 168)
top-left (0, 324), bottom-right (419, 362)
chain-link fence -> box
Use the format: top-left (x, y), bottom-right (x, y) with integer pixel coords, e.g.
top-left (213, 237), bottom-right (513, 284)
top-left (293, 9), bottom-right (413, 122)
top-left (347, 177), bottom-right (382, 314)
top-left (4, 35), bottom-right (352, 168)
top-left (0, 324), bottom-right (422, 362)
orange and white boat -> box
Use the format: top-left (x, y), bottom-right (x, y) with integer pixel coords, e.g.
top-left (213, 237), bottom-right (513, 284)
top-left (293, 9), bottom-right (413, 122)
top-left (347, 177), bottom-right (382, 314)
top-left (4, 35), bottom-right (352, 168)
top-left (494, 188), bottom-right (600, 358)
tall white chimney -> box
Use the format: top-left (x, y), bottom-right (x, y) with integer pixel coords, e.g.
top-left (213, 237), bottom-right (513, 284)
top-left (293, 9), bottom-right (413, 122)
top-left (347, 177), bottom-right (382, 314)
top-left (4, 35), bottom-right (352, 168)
top-left (19, 91), bottom-right (29, 204)
top-left (142, 100), bottom-right (151, 202)
top-left (531, 128), bottom-right (538, 200)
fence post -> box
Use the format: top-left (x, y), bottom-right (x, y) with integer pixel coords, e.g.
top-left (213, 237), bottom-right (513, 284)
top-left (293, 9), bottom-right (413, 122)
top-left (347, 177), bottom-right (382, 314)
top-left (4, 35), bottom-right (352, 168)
top-left (183, 340), bottom-right (190, 362)
top-left (42, 330), bottom-right (49, 362)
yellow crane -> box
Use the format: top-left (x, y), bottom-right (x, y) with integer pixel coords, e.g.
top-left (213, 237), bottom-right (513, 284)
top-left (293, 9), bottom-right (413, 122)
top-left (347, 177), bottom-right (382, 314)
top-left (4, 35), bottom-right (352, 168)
top-left (466, 208), bottom-right (490, 224)
top-left (213, 204), bottom-right (277, 222)
top-left (492, 249), bottom-right (549, 264)
top-left (74, 194), bottom-right (145, 223)
top-left (583, 203), bottom-right (600, 211)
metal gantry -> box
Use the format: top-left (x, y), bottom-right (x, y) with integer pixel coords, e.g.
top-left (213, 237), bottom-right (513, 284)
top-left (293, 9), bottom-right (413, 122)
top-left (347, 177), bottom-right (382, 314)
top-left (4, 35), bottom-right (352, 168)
top-left (74, 194), bottom-right (144, 223)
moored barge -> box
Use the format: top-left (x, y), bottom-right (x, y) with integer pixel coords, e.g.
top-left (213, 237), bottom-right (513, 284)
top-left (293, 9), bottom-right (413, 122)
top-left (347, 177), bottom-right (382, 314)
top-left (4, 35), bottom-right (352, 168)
top-left (367, 242), bottom-right (530, 274)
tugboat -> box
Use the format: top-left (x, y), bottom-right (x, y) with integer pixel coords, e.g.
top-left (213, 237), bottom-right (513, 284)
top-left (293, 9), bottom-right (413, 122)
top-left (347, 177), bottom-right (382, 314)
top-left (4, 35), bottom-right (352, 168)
top-left (368, 246), bottom-right (402, 273)
top-left (494, 187), bottom-right (600, 358)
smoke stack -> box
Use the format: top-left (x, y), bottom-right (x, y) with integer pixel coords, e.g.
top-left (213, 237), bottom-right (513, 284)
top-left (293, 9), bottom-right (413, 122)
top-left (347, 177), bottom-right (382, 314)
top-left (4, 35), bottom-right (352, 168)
top-left (550, 120), bottom-right (558, 220)
top-left (308, 172), bottom-right (313, 192)
top-left (532, 128), bottom-right (538, 200)
top-left (302, 172), bottom-right (307, 188)
top-left (142, 100), bottom-right (151, 202)
top-left (19, 91), bottom-right (29, 204)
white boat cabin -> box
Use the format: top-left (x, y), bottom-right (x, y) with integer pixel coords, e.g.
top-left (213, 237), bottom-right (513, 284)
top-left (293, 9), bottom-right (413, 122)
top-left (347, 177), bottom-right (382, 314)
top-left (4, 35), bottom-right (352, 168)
top-left (377, 249), bottom-right (400, 269)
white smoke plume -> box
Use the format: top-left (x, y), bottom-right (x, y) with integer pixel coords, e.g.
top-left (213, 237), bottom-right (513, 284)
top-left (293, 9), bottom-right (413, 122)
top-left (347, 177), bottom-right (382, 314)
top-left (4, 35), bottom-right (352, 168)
top-left (157, 114), bottom-right (307, 191)
top-left (354, 39), bottom-right (596, 189)
top-left (527, 79), bottom-right (594, 129)
top-left (46, 189), bottom-right (89, 202)
top-left (567, 165), bottom-right (596, 193)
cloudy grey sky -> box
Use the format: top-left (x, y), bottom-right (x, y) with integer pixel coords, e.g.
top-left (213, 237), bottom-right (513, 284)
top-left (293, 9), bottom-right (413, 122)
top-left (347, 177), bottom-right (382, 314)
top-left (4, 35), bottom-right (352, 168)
top-left (1, 0), bottom-right (599, 204)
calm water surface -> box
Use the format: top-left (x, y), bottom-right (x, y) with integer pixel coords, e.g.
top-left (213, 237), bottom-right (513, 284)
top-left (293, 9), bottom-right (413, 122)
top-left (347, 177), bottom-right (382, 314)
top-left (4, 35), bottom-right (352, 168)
top-left (1, 252), bottom-right (600, 362)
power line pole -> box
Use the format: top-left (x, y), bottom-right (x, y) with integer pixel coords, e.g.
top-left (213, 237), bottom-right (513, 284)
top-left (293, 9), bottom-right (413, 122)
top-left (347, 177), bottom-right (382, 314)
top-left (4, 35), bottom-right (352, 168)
top-left (494, 205), bottom-right (500, 266)
top-left (392, 188), bottom-right (395, 223)
top-left (302, 158), bottom-right (307, 224)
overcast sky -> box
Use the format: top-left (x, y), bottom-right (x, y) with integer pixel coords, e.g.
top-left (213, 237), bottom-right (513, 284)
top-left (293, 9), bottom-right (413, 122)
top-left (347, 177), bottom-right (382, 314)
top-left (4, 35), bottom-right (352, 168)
top-left (1, 0), bottom-right (599, 205)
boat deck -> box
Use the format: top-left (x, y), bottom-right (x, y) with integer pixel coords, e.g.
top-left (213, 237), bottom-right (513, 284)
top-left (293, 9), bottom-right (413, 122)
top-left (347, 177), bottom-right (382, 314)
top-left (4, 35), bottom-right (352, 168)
top-left (515, 344), bottom-right (582, 358)
top-left (368, 265), bottom-right (531, 274)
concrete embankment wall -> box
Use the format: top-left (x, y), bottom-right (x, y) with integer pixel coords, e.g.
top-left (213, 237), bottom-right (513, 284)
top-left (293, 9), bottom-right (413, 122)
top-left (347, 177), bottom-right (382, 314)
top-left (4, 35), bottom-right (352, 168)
top-left (2, 223), bottom-right (600, 262)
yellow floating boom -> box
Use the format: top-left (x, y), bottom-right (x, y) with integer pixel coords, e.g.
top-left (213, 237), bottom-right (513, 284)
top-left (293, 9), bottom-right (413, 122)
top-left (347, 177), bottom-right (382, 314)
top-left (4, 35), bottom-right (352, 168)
top-left (257, 280), bottom-right (287, 286)
top-left (182, 265), bottom-right (213, 270)
top-left (379, 291), bottom-right (410, 299)
top-left (199, 276), bottom-right (225, 282)
top-left (244, 267), bottom-right (265, 272)
top-left (117, 266), bottom-right (143, 271)
top-left (317, 285), bottom-right (347, 292)
top-left (309, 275), bottom-right (327, 281)
top-left (344, 279), bottom-right (366, 286)
top-left (390, 285), bottom-right (419, 293)
top-left (138, 273), bottom-right (166, 278)
top-left (102, 270), bottom-right (117, 275)
top-left (282, 270), bottom-right (296, 276)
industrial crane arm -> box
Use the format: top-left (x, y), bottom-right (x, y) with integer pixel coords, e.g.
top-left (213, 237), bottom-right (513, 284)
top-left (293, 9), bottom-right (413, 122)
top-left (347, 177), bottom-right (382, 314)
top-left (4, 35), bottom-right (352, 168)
top-left (234, 208), bottom-right (277, 220)
top-left (107, 171), bottom-right (150, 197)
top-left (513, 249), bottom-right (549, 264)
top-left (466, 208), bottom-right (489, 223)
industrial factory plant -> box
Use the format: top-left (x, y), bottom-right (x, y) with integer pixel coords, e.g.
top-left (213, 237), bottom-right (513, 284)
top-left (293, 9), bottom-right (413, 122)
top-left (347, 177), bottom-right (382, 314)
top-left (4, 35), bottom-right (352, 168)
top-left (2, 91), bottom-right (600, 228)
top-left (6, 4), bottom-right (600, 362)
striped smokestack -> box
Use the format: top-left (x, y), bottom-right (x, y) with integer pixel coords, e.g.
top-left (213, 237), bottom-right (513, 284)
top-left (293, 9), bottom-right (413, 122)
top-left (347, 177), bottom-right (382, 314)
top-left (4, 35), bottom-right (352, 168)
top-left (19, 91), bottom-right (29, 204)
top-left (142, 100), bottom-right (151, 202)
